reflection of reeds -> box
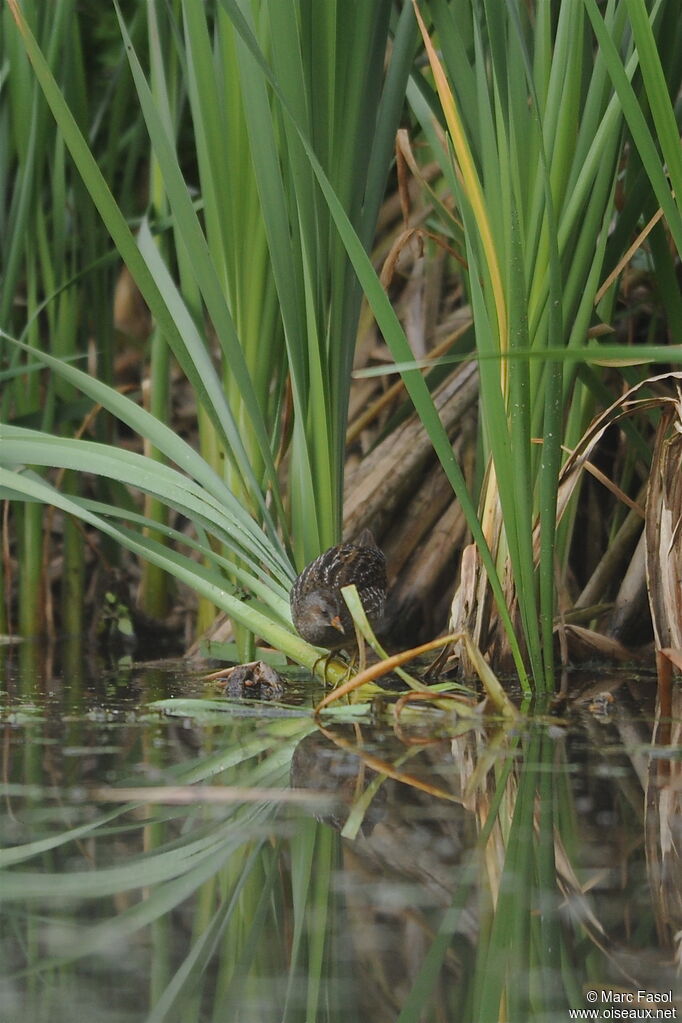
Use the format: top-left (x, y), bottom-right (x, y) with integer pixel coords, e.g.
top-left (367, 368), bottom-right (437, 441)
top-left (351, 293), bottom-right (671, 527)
top-left (645, 675), bottom-right (682, 957)
top-left (4, 674), bottom-right (681, 1020)
top-left (293, 704), bottom-right (678, 1018)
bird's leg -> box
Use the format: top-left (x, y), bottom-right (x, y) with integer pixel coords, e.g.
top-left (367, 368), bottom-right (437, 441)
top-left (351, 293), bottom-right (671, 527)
top-left (312, 650), bottom-right (349, 684)
top-left (312, 652), bottom-right (332, 682)
top-left (423, 642), bottom-right (451, 681)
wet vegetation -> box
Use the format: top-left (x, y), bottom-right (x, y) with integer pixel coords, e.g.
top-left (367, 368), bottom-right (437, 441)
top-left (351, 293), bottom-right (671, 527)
top-left (1, 1), bottom-right (682, 1019)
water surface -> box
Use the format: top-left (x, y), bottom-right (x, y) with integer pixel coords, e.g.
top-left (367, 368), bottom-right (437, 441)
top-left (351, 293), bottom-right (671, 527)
top-left (1, 647), bottom-right (680, 1022)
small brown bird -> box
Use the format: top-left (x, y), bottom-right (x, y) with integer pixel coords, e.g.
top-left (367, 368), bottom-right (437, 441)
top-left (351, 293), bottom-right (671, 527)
top-left (290, 528), bottom-right (387, 655)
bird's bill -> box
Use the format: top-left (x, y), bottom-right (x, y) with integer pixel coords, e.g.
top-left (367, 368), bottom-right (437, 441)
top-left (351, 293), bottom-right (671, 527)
top-left (330, 615), bottom-right (345, 633)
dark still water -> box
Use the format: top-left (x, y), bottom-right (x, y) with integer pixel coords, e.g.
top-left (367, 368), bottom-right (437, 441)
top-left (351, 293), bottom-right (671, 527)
top-left (1, 645), bottom-right (680, 1023)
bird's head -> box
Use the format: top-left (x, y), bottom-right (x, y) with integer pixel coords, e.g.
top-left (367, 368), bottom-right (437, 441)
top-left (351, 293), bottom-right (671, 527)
top-left (292, 590), bottom-right (348, 648)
